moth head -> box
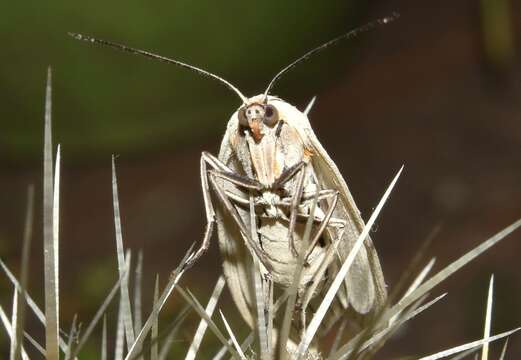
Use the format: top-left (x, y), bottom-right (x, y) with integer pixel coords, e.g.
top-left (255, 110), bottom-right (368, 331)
top-left (238, 101), bottom-right (280, 142)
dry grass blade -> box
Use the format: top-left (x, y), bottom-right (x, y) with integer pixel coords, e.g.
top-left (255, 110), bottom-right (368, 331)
top-left (304, 96), bottom-right (317, 116)
top-left (328, 318), bottom-right (347, 357)
top-left (112, 156), bottom-right (136, 350)
top-left (330, 293), bottom-right (444, 360)
top-left (101, 315), bottom-right (107, 360)
top-left (279, 189), bottom-right (319, 360)
top-left (185, 275), bottom-right (226, 360)
top-left (380, 219), bottom-right (521, 327)
top-left (390, 258), bottom-right (436, 324)
top-left (125, 249), bottom-right (191, 360)
top-left (481, 275), bottom-right (494, 360)
top-left (134, 250), bottom-right (144, 335)
top-left (24, 331), bottom-right (46, 356)
top-left (13, 186), bottom-right (34, 360)
top-left (358, 293), bottom-right (447, 357)
top-left (0, 260), bottom-right (70, 353)
top-left (418, 327), bottom-right (520, 360)
top-left (43, 67), bottom-right (60, 360)
top-left (219, 310), bottom-right (247, 360)
top-left (159, 305), bottom-right (191, 360)
top-left (498, 338), bottom-right (508, 360)
top-left (70, 274), bottom-right (124, 358)
top-left (0, 302), bottom-right (29, 360)
top-left (151, 275), bottom-right (160, 360)
top-left (295, 166), bottom-right (404, 358)
top-left (115, 294), bottom-right (126, 360)
top-left (64, 314), bottom-right (78, 360)
top-left (388, 225), bottom-right (441, 303)
top-left (176, 286), bottom-right (241, 359)
top-left (9, 288), bottom-right (19, 360)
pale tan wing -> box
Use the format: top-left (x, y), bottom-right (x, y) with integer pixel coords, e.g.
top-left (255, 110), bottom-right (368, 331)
top-left (273, 99), bottom-right (387, 314)
top-left (215, 118), bottom-right (256, 328)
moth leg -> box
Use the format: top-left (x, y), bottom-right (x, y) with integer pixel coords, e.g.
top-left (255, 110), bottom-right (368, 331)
top-left (208, 173), bottom-right (273, 272)
top-left (183, 154), bottom-right (219, 269)
top-left (272, 161), bottom-right (305, 189)
top-left (285, 164), bottom-right (307, 257)
top-left (304, 191), bottom-right (339, 262)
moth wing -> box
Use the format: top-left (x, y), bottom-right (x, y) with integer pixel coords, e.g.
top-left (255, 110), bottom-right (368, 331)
top-left (307, 130), bottom-right (386, 313)
top-left (275, 99), bottom-right (387, 314)
top-left (215, 118), bottom-right (256, 328)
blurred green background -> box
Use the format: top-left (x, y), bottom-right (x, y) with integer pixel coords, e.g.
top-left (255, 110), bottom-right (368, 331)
top-left (1, 0), bottom-right (520, 358)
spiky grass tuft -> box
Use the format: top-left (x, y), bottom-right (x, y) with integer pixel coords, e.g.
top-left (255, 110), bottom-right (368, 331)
top-left (1, 71), bottom-right (520, 359)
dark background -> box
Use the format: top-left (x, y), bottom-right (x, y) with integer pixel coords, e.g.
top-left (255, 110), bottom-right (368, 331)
top-left (1, 0), bottom-right (520, 358)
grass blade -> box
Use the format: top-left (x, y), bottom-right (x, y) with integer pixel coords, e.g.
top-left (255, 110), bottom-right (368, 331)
top-left (0, 260), bottom-right (69, 353)
top-left (134, 250), bottom-right (144, 335)
top-left (0, 302), bottom-right (29, 360)
top-left (185, 275), bottom-right (226, 360)
top-left (125, 248), bottom-right (191, 360)
top-left (498, 338), bottom-right (508, 360)
top-left (43, 67), bottom-right (60, 360)
top-left (71, 274), bottom-right (124, 358)
top-left (151, 275), bottom-right (160, 360)
top-left (115, 294), bottom-right (126, 360)
top-left (279, 189), bottom-right (320, 360)
top-left (481, 275), bottom-right (494, 360)
top-left (64, 314), bottom-right (78, 360)
top-left (219, 310), bottom-right (247, 360)
top-left (24, 331), bottom-right (45, 356)
top-left (177, 286), bottom-right (241, 359)
top-left (101, 315), bottom-right (107, 360)
top-left (380, 219), bottom-right (521, 327)
top-left (9, 288), bottom-right (19, 360)
top-left (13, 186), bottom-right (34, 360)
top-left (159, 305), bottom-right (191, 360)
top-left (295, 166), bottom-right (403, 358)
top-left (112, 156), bottom-right (136, 350)
top-left (390, 258), bottom-right (436, 324)
top-left (303, 96), bottom-right (317, 116)
top-left (418, 328), bottom-right (520, 360)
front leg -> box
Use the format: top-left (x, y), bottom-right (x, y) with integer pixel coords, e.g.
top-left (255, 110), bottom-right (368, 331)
top-left (184, 151), bottom-right (263, 269)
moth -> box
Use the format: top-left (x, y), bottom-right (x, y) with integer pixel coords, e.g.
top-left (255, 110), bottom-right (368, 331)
top-left (71, 15), bottom-right (394, 340)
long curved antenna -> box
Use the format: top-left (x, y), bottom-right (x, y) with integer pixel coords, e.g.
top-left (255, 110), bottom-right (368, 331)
top-left (68, 33), bottom-right (248, 104)
top-left (263, 12), bottom-right (399, 99)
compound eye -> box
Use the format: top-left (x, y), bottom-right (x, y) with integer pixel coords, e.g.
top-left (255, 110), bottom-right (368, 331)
top-left (263, 104), bottom-right (279, 127)
top-left (238, 107), bottom-right (248, 127)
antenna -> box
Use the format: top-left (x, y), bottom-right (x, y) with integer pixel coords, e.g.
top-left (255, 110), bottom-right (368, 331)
top-left (263, 12), bottom-right (399, 99)
top-left (69, 32), bottom-right (248, 104)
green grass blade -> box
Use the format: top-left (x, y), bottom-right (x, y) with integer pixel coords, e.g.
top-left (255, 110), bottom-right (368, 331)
top-left (481, 275), bottom-right (494, 360)
top-left (418, 328), bottom-right (520, 360)
top-left (185, 275), bottom-right (226, 360)
top-left (112, 156), bottom-right (136, 350)
top-left (295, 166), bottom-right (403, 358)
